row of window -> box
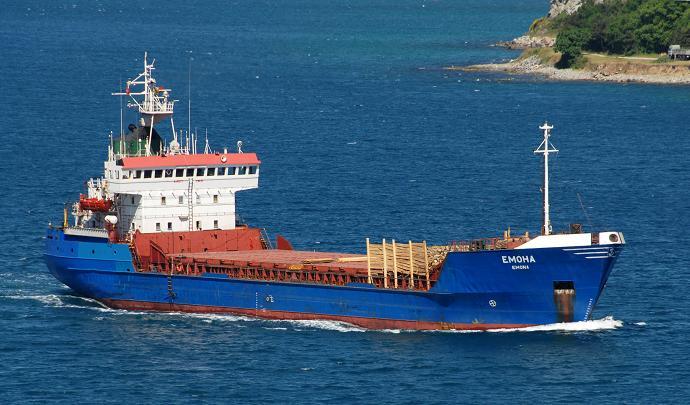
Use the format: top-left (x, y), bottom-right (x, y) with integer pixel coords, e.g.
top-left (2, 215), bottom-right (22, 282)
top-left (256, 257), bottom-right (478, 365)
top-left (161, 195), bottom-right (220, 205)
top-left (131, 165), bottom-right (258, 180)
top-left (156, 220), bottom-right (219, 231)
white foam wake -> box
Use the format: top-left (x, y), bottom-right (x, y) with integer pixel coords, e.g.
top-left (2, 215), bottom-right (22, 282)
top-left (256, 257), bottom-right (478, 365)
top-left (2, 293), bottom-right (143, 314)
top-left (279, 319), bottom-right (366, 333)
top-left (163, 312), bottom-right (256, 323)
top-left (487, 316), bottom-right (623, 333)
top-left (2, 294), bottom-right (625, 333)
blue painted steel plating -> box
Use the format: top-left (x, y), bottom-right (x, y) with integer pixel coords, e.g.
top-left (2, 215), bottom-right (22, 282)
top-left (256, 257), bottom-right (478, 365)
top-left (43, 228), bottom-right (622, 328)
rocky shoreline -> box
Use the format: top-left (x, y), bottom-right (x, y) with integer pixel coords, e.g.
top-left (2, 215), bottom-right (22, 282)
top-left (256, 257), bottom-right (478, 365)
top-left (451, 55), bottom-right (690, 85)
top-left (495, 35), bottom-right (555, 50)
top-left (480, 0), bottom-right (690, 85)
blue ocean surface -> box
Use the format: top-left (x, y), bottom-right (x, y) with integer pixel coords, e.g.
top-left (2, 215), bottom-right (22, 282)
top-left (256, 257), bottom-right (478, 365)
top-left (1, 0), bottom-right (689, 402)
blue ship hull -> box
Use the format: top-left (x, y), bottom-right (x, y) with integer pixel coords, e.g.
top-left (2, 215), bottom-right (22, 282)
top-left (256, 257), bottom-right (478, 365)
top-left (44, 228), bottom-right (622, 329)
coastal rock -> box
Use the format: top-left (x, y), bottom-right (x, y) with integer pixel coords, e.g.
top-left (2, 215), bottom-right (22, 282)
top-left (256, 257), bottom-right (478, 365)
top-left (497, 35), bottom-right (555, 49)
top-left (453, 55), bottom-right (690, 85)
top-left (547, 0), bottom-right (605, 18)
top-left (497, 0), bottom-right (606, 49)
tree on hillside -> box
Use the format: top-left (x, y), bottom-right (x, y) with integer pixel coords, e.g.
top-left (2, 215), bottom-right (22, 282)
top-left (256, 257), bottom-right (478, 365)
top-left (671, 12), bottom-right (690, 46)
top-left (555, 28), bottom-right (592, 68)
top-left (552, 0), bottom-right (690, 55)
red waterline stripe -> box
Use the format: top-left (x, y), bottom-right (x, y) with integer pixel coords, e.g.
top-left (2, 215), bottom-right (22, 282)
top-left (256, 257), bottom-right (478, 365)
top-left (100, 299), bottom-right (533, 331)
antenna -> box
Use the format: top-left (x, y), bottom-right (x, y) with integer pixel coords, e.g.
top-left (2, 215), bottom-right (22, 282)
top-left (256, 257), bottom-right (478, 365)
top-left (188, 57), bottom-right (192, 143)
top-left (534, 122), bottom-right (558, 236)
top-left (203, 129), bottom-right (210, 154)
top-left (576, 192), bottom-right (594, 231)
top-left (119, 79), bottom-right (124, 156)
top-left (119, 78), bottom-right (123, 137)
top-left (109, 131), bottom-right (114, 161)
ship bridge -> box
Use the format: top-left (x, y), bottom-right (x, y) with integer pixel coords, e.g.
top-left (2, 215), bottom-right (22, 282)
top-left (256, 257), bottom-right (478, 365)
top-left (103, 151), bottom-right (261, 235)
top-left (71, 53), bottom-right (261, 237)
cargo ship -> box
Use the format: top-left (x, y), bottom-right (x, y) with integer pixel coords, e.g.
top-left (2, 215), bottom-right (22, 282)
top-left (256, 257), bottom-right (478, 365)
top-left (44, 54), bottom-right (625, 330)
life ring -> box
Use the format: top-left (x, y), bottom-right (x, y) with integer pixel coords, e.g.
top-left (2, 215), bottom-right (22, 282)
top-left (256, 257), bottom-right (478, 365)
top-left (220, 155), bottom-right (227, 163)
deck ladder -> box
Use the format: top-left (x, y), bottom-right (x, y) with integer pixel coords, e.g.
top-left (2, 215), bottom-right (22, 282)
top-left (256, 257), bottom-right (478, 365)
top-left (187, 178), bottom-right (194, 231)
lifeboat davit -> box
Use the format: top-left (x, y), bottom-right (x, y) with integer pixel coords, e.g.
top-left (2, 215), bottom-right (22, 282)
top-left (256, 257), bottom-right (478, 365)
top-left (79, 195), bottom-right (113, 212)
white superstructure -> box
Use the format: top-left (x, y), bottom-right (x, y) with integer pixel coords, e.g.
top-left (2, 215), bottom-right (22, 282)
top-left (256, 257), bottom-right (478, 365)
top-left (72, 53), bottom-right (260, 238)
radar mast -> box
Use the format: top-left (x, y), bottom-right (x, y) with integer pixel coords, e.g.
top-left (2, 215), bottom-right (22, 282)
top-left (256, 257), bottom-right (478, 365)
top-left (534, 122), bottom-right (559, 236)
top-left (112, 52), bottom-right (177, 156)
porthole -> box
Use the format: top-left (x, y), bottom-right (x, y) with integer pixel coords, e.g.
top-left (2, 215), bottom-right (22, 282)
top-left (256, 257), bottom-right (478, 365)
top-left (92, 249), bottom-right (95, 254)
top-left (609, 234), bottom-right (619, 243)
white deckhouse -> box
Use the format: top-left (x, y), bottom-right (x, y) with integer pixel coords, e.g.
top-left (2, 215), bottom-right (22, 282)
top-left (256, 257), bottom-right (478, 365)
top-left (73, 53), bottom-right (259, 238)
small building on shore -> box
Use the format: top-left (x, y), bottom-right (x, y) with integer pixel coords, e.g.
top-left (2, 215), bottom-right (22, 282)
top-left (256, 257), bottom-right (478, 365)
top-left (668, 45), bottom-right (690, 60)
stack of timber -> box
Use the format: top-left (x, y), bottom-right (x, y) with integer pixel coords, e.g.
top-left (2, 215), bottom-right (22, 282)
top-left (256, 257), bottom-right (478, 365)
top-left (365, 239), bottom-right (432, 290)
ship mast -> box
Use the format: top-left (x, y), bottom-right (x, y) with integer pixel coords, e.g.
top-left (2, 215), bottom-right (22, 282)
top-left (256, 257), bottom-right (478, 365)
top-left (112, 52), bottom-right (177, 157)
top-left (534, 122), bottom-right (558, 236)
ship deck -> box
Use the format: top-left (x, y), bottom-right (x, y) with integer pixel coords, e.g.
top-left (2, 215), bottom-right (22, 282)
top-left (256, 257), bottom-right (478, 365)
top-left (173, 249), bottom-right (369, 274)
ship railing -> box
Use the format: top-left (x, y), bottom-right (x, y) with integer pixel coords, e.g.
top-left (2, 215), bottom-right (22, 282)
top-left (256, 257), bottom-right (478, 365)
top-left (63, 227), bottom-right (109, 239)
top-left (447, 238), bottom-right (500, 252)
top-left (139, 99), bottom-right (174, 114)
top-left (160, 254), bottom-right (434, 291)
top-left (87, 177), bottom-right (104, 190)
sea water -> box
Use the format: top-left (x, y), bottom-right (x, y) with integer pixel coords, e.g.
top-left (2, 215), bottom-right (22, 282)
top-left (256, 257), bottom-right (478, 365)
top-left (1, 0), bottom-right (689, 402)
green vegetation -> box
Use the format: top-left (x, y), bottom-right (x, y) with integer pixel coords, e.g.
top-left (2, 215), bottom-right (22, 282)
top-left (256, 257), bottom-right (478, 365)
top-left (521, 47), bottom-right (561, 66)
top-left (554, 28), bottom-right (591, 67)
top-left (547, 0), bottom-right (690, 67)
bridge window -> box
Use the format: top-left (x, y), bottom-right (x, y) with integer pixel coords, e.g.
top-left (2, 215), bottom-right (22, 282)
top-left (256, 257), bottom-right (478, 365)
top-left (238, 166), bottom-right (247, 175)
top-left (196, 220), bottom-right (201, 230)
top-left (176, 168), bottom-right (184, 177)
top-left (217, 167), bottom-right (226, 176)
top-left (164, 169), bottom-right (173, 178)
top-left (249, 166), bottom-right (257, 175)
top-left (143, 170), bottom-right (152, 179)
top-left (155, 223), bottom-right (161, 231)
top-left (207, 167), bottom-right (215, 176)
top-left (178, 196), bottom-right (183, 204)
top-left (161, 196), bottom-right (166, 205)
top-left (134, 170), bottom-right (142, 179)
top-left (213, 220), bottom-right (219, 229)
top-left (131, 196), bottom-right (135, 204)
top-left (213, 195), bottom-right (218, 203)
top-left (154, 170), bottom-right (163, 178)
top-left (196, 167), bottom-right (205, 176)
top-left (167, 222), bottom-right (172, 231)
top-left (196, 194), bottom-right (201, 204)
top-left (186, 168), bottom-right (194, 177)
